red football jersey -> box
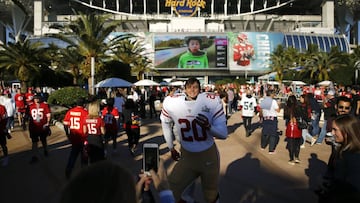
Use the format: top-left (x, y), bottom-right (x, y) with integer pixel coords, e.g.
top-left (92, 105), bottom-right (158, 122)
top-left (63, 106), bottom-right (89, 144)
top-left (25, 92), bottom-right (34, 105)
top-left (85, 117), bottom-right (105, 136)
top-left (14, 93), bottom-right (26, 112)
top-left (28, 102), bottom-right (51, 133)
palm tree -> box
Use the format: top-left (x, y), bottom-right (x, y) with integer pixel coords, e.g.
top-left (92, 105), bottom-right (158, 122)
top-left (132, 56), bottom-right (157, 80)
top-left (304, 47), bottom-right (345, 83)
top-left (269, 45), bottom-right (298, 83)
top-left (48, 44), bottom-right (84, 85)
top-left (347, 45), bottom-right (360, 84)
top-left (0, 40), bottom-right (50, 91)
top-left (48, 12), bottom-right (131, 93)
top-left (112, 37), bottom-right (157, 80)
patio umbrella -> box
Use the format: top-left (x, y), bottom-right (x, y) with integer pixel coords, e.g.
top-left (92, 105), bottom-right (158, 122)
top-left (317, 80), bottom-right (332, 86)
top-left (95, 77), bottom-right (133, 88)
top-left (291, 81), bottom-right (306, 86)
top-left (159, 81), bottom-right (169, 86)
top-left (169, 81), bottom-right (185, 86)
top-left (134, 79), bottom-right (160, 86)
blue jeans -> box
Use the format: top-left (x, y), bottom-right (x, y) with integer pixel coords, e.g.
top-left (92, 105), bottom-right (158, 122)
top-left (311, 112), bottom-right (321, 136)
top-left (228, 100), bottom-right (233, 114)
top-left (317, 120), bottom-right (327, 144)
top-left (261, 119), bottom-right (279, 152)
top-left (302, 129), bottom-right (313, 145)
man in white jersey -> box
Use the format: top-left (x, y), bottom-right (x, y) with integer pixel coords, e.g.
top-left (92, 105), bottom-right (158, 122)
top-left (259, 90), bottom-right (280, 154)
top-left (240, 89), bottom-right (258, 137)
top-left (160, 77), bottom-right (228, 203)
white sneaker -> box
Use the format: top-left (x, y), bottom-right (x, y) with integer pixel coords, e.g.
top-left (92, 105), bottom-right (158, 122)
top-left (311, 138), bottom-right (317, 146)
top-left (300, 144), bottom-right (305, 149)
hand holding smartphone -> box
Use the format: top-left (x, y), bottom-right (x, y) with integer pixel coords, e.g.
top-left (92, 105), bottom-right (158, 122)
top-left (143, 143), bottom-right (159, 176)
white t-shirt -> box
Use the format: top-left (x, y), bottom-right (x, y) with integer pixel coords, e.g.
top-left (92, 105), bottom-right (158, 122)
top-left (261, 99), bottom-right (279, 117)
top-left (160, 92), bottom-right (227, 152)
top-left (240, 95), bottom-right (257, 117)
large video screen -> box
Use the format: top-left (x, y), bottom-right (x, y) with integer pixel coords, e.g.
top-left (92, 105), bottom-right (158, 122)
top-left (154, 34), bottom-right (228, 69)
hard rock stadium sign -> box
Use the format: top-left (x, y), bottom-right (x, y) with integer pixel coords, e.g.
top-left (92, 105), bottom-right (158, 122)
top-left (165, 0), bottom-right (206, 17)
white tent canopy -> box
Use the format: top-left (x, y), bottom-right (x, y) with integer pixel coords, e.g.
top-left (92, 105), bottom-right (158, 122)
top-left (291, 81), bottom-right (306, 86)
top-left (169, 81), bottom-right (185, 86)
top-left (317, 80), bottom-right (333, 86)
top-left (133, 79), bottom-right (160, 86)
top-left (95, 77), bottom-right (132, 88)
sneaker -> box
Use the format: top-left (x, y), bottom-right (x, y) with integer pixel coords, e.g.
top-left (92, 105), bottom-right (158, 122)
top-left (295, 158), bottom-right (301, 163)
top-left (288, 160), bottom-right (295, 165)
top-left (29, 156), bottom-right (39, 164)
top-left (268, 151), bottom-right (276, 155)
top-left (300, 144), bottom-right (305, 149)
top-left (316, 142), bottom-right (322, 145)
top-left (6, 133), bottom-right (12, 139)
top-left (2, 157), bottom-right (9, 166)
top-left (311, 138), bottom-right (317, 146)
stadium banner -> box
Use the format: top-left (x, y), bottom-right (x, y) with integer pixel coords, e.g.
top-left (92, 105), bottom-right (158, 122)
top-left (228, 32), bottom-right (284, 74)
top-left (154, 34), bottom-right (228, 69)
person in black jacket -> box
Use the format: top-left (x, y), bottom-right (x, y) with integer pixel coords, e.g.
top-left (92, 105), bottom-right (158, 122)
top-left (315, 115), bottom-right (360, 203)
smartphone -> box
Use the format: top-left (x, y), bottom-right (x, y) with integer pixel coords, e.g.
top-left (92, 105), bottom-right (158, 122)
top-left (143, 143), bottom-right (159, 175)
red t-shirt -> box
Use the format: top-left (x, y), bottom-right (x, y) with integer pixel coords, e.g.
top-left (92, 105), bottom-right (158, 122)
top-left (85, 117), bottom-right (105, 136)
top-left (63, 106), bottom-right (88, 144)
top-left (101, 106), bottom-right (119, 134)
top-left (15, 93), bottom-right (26, 112)
top-left (28, 102), bottom-right (51, 133)
top-left (25, 92), bottom-right (34, 105)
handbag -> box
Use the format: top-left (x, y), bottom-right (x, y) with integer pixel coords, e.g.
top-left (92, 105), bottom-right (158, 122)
top-left (297, 117), bottom-right (308, 129)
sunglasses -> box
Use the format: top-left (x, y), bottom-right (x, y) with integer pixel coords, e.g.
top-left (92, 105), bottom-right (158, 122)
top-left (338, 106), bottom-right (350, 110)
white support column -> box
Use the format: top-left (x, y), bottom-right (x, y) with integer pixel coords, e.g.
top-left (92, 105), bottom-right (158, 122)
top-left (143, 0), bottom-right (146, 15)
top-left (34, 0), bottom-right (43, 36)
top-left (211, 0), bottom-right (214, 17)
top-left (224, 0), bottom-right (227, 16)
top-left (157, 0), bottom-right (160, 17)
top-left (130, 0), bottom-right (133, 14)
top-left (91, 57), bottom-right (95, 95)
top-left (321, 0), bottom-right (334, 28)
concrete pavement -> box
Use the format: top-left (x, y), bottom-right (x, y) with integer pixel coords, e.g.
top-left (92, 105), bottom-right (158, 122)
top-left (0, 110), bottom-right (330, 203)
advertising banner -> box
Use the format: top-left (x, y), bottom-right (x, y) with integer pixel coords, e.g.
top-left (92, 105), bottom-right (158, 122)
top-left (154, 34), bottom-right (228, 69)
top-left (228, 32), bottom-right (284, 74)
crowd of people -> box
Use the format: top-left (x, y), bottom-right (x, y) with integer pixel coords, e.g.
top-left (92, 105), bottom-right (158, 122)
top-left (1, 80), bottom-right (360, 202)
